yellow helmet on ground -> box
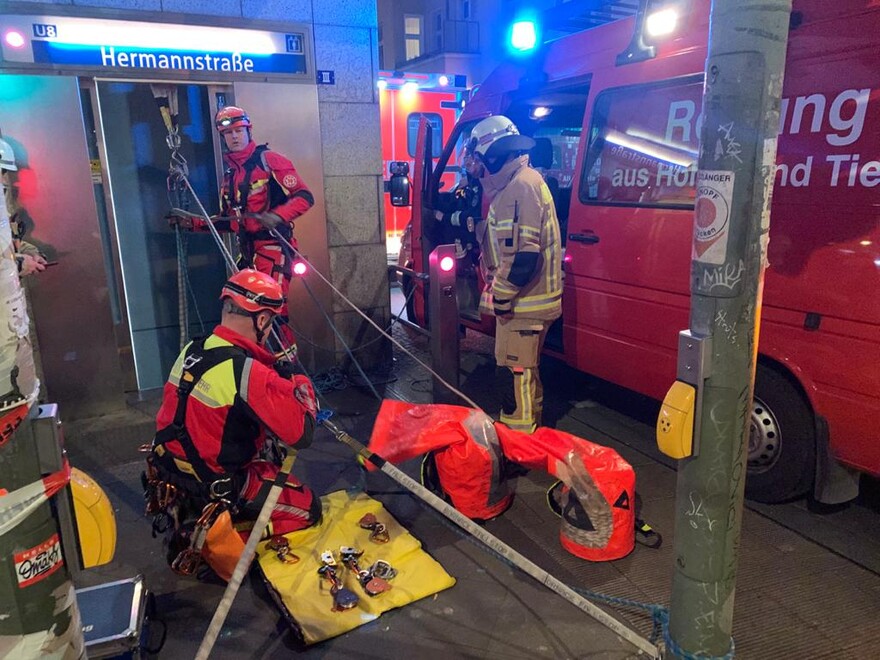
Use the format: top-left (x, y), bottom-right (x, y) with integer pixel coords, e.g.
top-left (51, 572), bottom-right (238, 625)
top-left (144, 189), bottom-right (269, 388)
top-left (71, 467), bottom-right (117, 567)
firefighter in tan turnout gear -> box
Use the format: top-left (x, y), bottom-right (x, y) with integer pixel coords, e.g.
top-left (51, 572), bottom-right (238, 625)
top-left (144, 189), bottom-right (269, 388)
top-left (469, 116), bottom-right (563, 433)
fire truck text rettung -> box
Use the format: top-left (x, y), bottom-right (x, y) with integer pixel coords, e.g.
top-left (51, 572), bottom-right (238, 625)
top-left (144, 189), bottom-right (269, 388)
top-left (378, 70), bottom-right (467, 261)
top-left (397, 0), bottom-right (880, 504)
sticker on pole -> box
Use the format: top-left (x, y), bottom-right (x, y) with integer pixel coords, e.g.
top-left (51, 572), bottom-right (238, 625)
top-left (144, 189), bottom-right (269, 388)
top-left (693, 170), bottom-right (735, 265)
top-left (15, 533), bottom-right (64, 588)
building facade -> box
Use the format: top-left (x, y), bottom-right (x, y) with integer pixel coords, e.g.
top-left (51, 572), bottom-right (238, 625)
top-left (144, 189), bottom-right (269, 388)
top-left (377, 0), bottom-right (639, 85)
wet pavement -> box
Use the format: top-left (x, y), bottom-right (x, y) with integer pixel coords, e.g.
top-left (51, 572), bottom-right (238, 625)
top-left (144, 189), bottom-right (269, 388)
top-left (61, 291), bottom-right (880, 659)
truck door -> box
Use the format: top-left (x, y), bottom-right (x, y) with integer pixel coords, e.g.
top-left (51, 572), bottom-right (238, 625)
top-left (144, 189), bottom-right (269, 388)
top-left (398, 116), bottom-right (433, 326)
top-left (565, 76), bottom-right (703, 398)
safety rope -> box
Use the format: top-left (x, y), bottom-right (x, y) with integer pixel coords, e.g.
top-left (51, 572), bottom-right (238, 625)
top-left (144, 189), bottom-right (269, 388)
top-left (286, 277), bottom-right (418, 355)
top-left (181, 235), bottom-right (206, 337)
top-left (153, 84), bottom-right (193, 350)
top-left (268, 227), bottom-right (482, 410)
top-left (174, 227), bottom-right (188, 349)
top-left (298, 276), bottom-right (381, 401)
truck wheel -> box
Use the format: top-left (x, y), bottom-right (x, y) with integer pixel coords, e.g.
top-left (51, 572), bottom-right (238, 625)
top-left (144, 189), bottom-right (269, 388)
top-left (745, 363), bottom-right (816, 503)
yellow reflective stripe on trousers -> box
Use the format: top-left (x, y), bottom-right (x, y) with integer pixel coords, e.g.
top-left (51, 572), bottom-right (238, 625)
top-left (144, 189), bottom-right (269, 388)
top-left (500, 368), bottom-right (537, 433)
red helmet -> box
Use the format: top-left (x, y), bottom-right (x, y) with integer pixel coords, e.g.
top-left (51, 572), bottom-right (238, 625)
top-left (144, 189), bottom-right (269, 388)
top-left (220, 269), bottom-right (283, 314)
top-left (215, 106), bottom-right (251, 133)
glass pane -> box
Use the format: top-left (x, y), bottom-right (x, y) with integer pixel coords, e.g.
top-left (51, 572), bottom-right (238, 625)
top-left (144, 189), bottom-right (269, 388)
top-left (98, 82), bottom-right (226, 388)
top-left (406, 38), bottom-right (421, 60)
top-left (407, 113), bottom-right (443, 157)
top-left (533, 126), bottom-right (582, 189)
top-left (582, 80), bottom-right (703, 207)
top-left (405, 16), bottom-right (422, 34)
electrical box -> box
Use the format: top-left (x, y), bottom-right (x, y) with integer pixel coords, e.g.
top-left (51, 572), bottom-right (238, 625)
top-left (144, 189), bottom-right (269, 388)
top-left (657, 381), bottom-right (696, 459)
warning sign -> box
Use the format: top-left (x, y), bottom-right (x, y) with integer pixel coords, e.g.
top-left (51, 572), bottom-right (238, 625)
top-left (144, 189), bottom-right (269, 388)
top-left (693, 170), bottom-right (735, 265)
top-left (15, 534), bottom-right (64, 588)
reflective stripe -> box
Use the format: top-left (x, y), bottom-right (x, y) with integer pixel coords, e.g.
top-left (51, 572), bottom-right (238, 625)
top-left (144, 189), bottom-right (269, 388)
top-left (520, 367), bottom-right (532, 424)
top-left (515, 291), bottom-right (562, 307)
top-left (493, 282), bottom-right (519, 298)
top-left (240, 358), bottom-right (254, 403)
top-left (274, 503), bottom-right (310, 517)
top-left (519, 225), bottom-right (541, 239)
top-left (186, 334), bottom-right (241, 408)
top-left (500, 367), bottom-right (537, 433)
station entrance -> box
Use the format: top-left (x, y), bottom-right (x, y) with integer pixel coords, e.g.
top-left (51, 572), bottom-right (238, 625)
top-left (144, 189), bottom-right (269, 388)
top-left (0, 15), bottom-right (329, 418)
top-left (88, 80), bottom-right (229, 390)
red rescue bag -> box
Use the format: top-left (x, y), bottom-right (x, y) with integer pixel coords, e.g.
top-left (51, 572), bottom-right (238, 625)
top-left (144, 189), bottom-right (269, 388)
top-left (495, 424), bottom-right (635, 561)
top-left (368, 400), bottom-right (513, 521)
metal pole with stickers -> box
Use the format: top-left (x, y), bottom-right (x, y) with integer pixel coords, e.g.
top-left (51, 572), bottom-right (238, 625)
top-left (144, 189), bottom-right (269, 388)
top-left (658, 0), bottom-right (793, 657)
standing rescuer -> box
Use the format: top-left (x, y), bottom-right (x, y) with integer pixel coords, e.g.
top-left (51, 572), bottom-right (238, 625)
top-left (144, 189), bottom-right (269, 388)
top-left (148, 269), bottom-right (321, 544)
top-left (470, 116), bottom-right (563, 433)
top-left (1, 136), bottom-right (48, 277)
top-left (170, 106), bottom-right (314, 348)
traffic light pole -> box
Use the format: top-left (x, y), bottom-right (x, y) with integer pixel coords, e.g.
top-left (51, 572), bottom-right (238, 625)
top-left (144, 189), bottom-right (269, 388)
top-left (668, 1), bottom-right (791, 657)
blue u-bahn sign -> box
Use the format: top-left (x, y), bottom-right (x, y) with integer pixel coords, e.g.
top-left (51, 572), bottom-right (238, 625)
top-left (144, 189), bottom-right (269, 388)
top-left (1, 14), bottom-right (309, 78)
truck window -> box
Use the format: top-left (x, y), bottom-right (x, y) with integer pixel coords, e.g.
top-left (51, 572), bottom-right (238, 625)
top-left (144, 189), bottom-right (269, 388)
top-left (532, 126), bottom-right (582, 189)
top-left (408, 112), bottom-right (443, 157)
top-left (505, 84), bottom-right (591, 228)
top-left (581, 77), bottom-right (703, 208)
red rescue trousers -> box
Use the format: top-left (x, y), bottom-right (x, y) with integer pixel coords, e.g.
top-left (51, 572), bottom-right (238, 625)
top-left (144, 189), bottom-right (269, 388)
top-left (235, 459), bottom-right (321, 539)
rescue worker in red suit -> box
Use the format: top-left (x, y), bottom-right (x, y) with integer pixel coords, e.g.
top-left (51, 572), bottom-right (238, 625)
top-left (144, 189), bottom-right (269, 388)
top-left (170, 106), bottom-right (314, 350)
top-left (148, 269), bottom-right (321, 538)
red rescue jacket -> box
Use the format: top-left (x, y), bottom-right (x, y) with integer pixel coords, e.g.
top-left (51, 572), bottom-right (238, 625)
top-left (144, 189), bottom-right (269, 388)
top-left (153, 325), bottom-right (315, 480)
top-left (192, 141), bottom-right (314, 244)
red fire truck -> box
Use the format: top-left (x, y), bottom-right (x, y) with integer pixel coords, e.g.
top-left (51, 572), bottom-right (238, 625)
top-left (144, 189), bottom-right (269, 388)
top-left (378, 70), bottom-right (466, 260)
top-left (398, 0), bottom-right (880, 503)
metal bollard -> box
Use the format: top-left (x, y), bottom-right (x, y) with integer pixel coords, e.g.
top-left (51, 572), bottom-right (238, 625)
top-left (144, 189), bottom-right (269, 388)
top-left (428, 245), bottom-right (459, 404)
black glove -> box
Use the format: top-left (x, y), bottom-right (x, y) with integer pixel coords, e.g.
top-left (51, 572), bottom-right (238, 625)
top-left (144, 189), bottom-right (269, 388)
top-left (273, 359), bottom-right (297, 380)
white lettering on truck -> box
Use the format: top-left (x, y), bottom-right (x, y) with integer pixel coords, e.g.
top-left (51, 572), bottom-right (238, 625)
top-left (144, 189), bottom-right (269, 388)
top-left (662, 88), bottom-right (875, 189)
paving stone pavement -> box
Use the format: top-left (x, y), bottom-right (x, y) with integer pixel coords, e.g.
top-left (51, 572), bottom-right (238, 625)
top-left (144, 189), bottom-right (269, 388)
top-left (59, 318), bottom-right (880, 659)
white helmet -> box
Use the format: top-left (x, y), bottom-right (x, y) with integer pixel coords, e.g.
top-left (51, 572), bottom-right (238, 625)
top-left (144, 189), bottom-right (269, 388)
top-left (0, 138), bottom-right (17, 172)
top-left (469, 115), bottom-right (535, 160)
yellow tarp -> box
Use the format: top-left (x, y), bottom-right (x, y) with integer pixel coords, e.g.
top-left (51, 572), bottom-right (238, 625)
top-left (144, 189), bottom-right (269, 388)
top-left (256, 490), bottom-right (456, 645)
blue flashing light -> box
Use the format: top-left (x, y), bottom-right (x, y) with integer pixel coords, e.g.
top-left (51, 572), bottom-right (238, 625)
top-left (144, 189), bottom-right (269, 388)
top-left (509, 20), bottom-right (538, 52)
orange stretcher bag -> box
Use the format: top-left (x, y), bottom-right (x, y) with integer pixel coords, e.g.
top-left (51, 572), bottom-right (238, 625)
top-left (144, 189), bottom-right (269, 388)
top-left (496, 424), bottom-right (636, 561)
top-left (368, 400), bottom-right (513, 521)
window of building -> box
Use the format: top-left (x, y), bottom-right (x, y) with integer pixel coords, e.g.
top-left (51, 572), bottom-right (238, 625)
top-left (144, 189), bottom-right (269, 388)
top-left (461, 0), bottom-right (472, 20)
top-left (404, 15), bottom-right (423, 61)
top-left (581, 77), bottom-right (703, 208)
top-left (407, 113), bottom-right (443, 157)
